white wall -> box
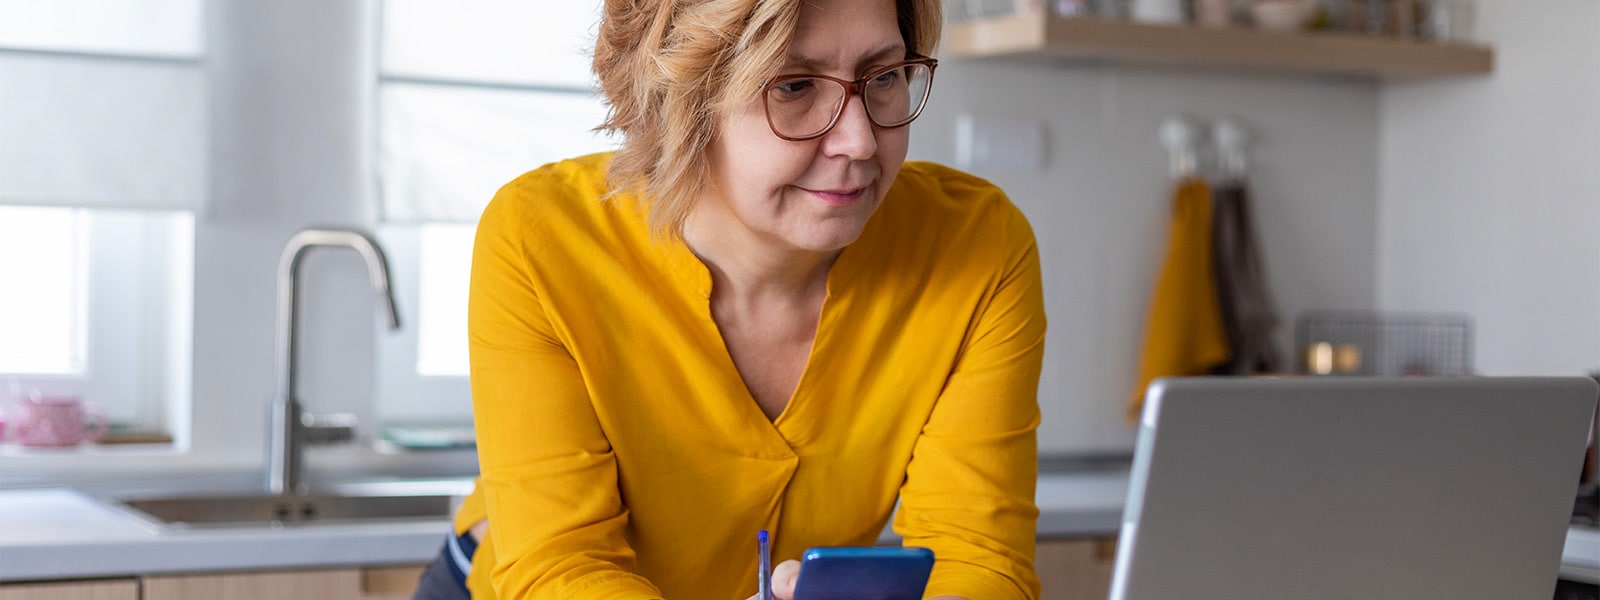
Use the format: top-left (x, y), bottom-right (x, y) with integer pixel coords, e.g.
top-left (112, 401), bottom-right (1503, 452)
top-left (1378, 0), bottom-right (1600, 376)
top-left (912, 62), bottom-right (1382, 453)
top-left (190, 0), bottom-right (380, 470)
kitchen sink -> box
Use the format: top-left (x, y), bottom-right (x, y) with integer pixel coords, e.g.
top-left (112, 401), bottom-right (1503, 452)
top-left (114, 492), bottom-right (456, 529)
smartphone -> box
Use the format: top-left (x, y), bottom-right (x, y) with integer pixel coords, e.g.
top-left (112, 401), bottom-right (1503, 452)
top-left (791, 546), bottom-right (935, 600)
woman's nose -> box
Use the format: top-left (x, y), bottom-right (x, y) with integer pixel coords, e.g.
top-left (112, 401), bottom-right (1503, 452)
top-left (820, 95), bottom-right (878, 160)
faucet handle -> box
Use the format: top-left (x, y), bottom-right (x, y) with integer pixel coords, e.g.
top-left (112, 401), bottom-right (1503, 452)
top-left (300, 412), bottom-right (358, 445)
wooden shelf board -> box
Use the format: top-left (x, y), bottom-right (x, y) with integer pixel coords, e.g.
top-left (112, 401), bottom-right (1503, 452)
top-left (945, 14), bottom-right (1494, 79)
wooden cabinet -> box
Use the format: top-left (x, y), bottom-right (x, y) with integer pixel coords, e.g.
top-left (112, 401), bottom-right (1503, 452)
top-left (1037, 537), bottom-right (1118, 600)
top-left (0, 579), bottom-right (139, 600)
top-left (945, 14), bottom-right (1493, 79)
top-left (144, 570), bottom-right (360, 599)
top-left (3, 543), bottom-right (1114, 600)
top-left (140, 565), bottom-right (423, 600)
top-left (359, 565), bottom-right (428, 600)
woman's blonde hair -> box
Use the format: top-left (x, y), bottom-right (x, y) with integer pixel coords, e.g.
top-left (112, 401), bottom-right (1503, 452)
top-left (592, 0), bottom-right (942, 240)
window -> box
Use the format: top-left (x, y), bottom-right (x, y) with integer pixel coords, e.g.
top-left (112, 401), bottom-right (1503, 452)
top-left (0, 207), bottom-right (86, 376)
top-left (0, 0), bottom-right (203, 439)
top-left (373, 0), bottom-right (619, 426)
top-left (0, 207), bottom-right (195, 433)
top-left (415, 224), bottom-right (474, 377)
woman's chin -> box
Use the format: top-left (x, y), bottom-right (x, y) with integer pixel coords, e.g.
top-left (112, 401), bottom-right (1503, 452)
top-left (781, 216), bottom-right (873, 253)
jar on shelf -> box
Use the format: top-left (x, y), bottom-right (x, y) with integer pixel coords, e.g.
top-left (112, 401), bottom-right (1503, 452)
top-left (1421, 0), bottom-right (1476, 42)
top-left (1130, 0), bottom-right (1185, 24)
top-left (1335, 0), bottom-right (1430, 38)
top-left (1194, 0), bottom-right (1235, 27)
top-left (950, 0), bottom-right (1037, 21)
top-left (1250, 0), bottom-right (1316, 32)
top-left (1338, 0), bottom-right (1389, 35)
top-left (1388, 0), bottom-right (1425, 39)
top-left (1053, 0), bottom-right (1094, 16)
top-left (1304, 0), bottom-right (1345, 32)
top-left (1093, 0), bottom-right (1132, 18)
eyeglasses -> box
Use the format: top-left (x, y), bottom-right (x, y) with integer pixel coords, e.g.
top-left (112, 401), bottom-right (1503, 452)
top-left (761, 54), bottom-right (938, 141)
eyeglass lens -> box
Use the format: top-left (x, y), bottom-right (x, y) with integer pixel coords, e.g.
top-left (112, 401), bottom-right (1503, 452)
top-left (766, 63), bottom-right (933, 140)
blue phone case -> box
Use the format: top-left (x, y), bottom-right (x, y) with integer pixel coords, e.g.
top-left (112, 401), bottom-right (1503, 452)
top-left (792, 546), bottom-right (935, 600)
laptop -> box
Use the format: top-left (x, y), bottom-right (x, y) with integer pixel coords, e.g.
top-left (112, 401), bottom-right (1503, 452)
top-left (1109, 376), bottom-right (1598, 600)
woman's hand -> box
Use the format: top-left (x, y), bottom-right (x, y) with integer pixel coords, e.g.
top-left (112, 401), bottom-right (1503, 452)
top-left (743, 559), bottom-right (800, 600)
top-left (739, 561), bottom-right (968, 600)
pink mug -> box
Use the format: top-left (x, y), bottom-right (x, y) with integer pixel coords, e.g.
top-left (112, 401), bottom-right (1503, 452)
top-left (13, 394), bottom-right (109, 447)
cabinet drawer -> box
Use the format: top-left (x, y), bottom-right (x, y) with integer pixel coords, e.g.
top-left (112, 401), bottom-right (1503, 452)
top-left (1038, 537), bottom-right (1118, 600)
top-left (0, 579), bottom-right (139, 600)
top-left (142, 565), bottom-right (425, 600)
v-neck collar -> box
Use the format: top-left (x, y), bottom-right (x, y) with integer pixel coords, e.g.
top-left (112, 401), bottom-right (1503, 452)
top-left (656, 225), bottom-right (878, 448)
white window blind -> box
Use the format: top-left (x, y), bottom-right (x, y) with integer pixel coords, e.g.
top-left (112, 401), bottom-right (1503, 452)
top-left (379, 0), bottom-right (599, 88)
top-left (0, 0), bottom-right (201, 57)
top-left (0, 1), bottom-right (201, 432)
top-left (376, 0), bottom-right (618, 223)
top-left (0, 0), bottom-right (207, 212)
top-left (374, 0), bottom-right (616, 424)
top-left (379, 84), bottom-right (615, 222)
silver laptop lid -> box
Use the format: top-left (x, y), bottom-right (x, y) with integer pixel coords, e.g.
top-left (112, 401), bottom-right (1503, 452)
top-left (1109, 377), bottom-right (1598, 600)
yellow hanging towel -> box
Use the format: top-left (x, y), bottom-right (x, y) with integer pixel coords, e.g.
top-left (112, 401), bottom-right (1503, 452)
top-left (1129, 178), bottom-right (1231, 422)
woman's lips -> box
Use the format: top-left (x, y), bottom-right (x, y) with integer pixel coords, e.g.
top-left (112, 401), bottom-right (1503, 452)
top-left (803, 186), bottom-right (868, 206)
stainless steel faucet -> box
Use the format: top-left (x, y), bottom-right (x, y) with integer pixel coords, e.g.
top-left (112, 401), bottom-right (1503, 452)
top-left (268, 228), bottom-right (401, 495)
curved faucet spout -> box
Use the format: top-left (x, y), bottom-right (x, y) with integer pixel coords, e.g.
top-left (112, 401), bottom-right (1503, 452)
top-left (269, 227), bottom-right (402, 495)
top-left (275, 228), bottom-right (401, 401)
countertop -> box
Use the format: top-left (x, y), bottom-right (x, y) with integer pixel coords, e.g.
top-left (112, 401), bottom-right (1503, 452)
top-left (2, 471), bottom-right (1595, 585)
top-left (0, 488), bottom-right (447, 580)
top-left (0, 472), bottom-right (1126, 582)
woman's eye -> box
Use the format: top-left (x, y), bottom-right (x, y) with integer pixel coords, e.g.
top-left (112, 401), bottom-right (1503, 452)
top-left (771, 78), bottom-right (818, 100)
top-left (870, 69), bottom-right (902, 88)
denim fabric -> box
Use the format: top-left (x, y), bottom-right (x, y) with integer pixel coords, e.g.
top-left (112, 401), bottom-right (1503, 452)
top-left (412, 532), bottom-right (477, 600)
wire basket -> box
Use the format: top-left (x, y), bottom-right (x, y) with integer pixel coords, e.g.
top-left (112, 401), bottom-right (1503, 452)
top-left (1294, 310), bottom-right (1474, 376)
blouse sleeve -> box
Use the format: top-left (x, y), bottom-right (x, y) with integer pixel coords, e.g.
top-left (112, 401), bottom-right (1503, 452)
top-left (468, 183), bottom-right (664, 599)
top-left (892, 191), bottom-right (1047, 600)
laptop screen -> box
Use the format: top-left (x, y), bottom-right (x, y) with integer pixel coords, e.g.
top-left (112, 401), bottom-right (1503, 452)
top-left (1109, 376), bottom-right (1597, 600)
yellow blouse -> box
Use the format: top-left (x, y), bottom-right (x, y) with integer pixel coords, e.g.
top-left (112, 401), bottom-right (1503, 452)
top-left (457, 153), bottom-right (1046, 600)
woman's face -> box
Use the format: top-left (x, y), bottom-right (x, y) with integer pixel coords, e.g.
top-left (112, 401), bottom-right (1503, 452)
top-left (702, 0), bottom-right (911, 255)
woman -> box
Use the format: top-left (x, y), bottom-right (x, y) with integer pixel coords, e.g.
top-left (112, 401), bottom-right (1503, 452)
top-left (418, 0), bottom-right (1047, 598)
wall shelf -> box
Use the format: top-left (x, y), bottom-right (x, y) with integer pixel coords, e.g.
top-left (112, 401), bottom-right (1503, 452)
top-left (944, 14), bottom-right (1494, 79)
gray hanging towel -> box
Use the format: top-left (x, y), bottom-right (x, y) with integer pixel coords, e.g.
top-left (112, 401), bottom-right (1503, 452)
top-left (1210, 181), bottom-right (1283, 374)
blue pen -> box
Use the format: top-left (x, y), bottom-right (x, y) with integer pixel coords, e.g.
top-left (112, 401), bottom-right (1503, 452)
top-left (757, 530), bottom-right (773, 600)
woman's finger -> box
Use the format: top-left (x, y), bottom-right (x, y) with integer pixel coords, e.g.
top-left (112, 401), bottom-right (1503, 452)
top-left (772, 559), bottom-right (801, 600)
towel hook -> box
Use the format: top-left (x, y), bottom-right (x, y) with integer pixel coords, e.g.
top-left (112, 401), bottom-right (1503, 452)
top-left (1159, 115), bottom-right (1203, 181)
top-left (1211, 117), bottom-right (1250, 182)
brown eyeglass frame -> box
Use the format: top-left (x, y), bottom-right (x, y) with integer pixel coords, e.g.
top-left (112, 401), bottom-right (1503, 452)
top-left (761, 54), bottom-right (940, 142)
